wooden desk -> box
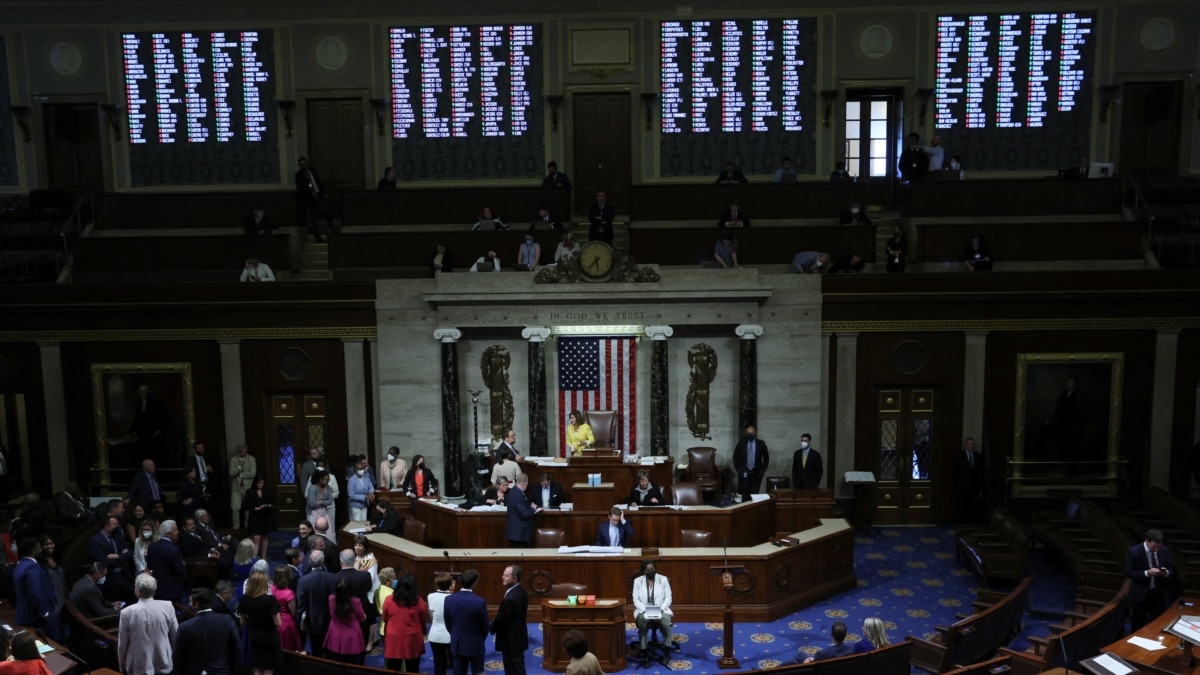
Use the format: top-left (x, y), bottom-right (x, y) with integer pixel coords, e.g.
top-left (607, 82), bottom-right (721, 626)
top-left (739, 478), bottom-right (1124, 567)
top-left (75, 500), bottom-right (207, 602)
top-left (570, 483), bottom-right (615, 512)
top-left (1100, 599), bottom-right (1200, 674)
top-left (541, 599), bottom-right (626, 673)
top-left (518, 457), bottom-right (674, 508)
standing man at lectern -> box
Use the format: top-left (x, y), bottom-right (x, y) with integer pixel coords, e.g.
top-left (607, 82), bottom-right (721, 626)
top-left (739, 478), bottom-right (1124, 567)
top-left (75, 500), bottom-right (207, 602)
top-left (732, 425), bottom-right (770, 502)
top-left (632, 560), bottom-right (675, 651)
top-left (791, 434), bottom-right (823, 489)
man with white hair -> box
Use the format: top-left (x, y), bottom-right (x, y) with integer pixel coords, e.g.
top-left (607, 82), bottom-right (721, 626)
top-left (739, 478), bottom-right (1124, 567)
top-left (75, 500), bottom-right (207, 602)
top-left (146, 520), bottom-right (186, 604)
top-left (119, 573), bottom-right (178, 675)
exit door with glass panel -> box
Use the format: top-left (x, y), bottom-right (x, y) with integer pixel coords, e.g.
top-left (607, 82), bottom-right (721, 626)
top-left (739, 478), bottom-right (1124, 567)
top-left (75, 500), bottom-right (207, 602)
top-left (268, 393), bottom-right (328, 527)
top-left (874, 388), bottom-right (935, 525)
top-left (843, 89), bottom-right (903, 207)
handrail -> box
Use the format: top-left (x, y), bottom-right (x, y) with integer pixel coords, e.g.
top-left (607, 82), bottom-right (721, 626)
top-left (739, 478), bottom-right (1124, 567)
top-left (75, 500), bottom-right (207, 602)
top-left (57, 190), bottom-right (92, 279)
top-left (1121, 173), bottom-right (1155, 235)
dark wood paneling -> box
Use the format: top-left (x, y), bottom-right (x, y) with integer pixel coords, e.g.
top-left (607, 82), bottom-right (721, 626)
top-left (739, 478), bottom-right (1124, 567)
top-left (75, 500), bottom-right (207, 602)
top-left (629, 183), bottom-right (867, 221)
top-left (918, 222), bottom-right (1143, 264)
top-left (630, 225), bottom-right (878, 265)
top-left (340, 188), bottom-right (572, 227)
top-left (573, 93), bottom-right (632, 215)
top-left (1171, 330), bottom-right (1200, 498)
top-left (518, 457), bottom-right (673, 509)
top-left (72, 234), bottom-right (289, 282)
top-left (328, 230), bottom-right (532, 272)
top-left (907, 178), bottom-right (1122, 217)
top-left (93, 191), bottom-right (296, 229)
top-left (0, 342), bottom-right (48, 496)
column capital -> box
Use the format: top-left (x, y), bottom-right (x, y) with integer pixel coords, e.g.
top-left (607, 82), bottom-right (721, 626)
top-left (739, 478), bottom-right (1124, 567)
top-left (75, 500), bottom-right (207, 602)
top-left (433, 328), bottom-right (462, 343)
top-left (1156, 327), bottom-right (1183, 336)
top-left (735, 324), bottom-right (763, 340)
top-left (217, 338), bottom-right (241, 346)
top-left (521, 326), bottom-right (551, 342)
top-left (645, 325), bottom-right (674, 341)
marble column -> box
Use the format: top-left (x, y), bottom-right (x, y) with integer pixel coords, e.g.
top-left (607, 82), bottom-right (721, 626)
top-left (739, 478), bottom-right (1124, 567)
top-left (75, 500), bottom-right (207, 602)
top-left (343, 339), bottom-right (370, 460)
top-left (735, 324), bottom-right (763, 431)
top-left (434, 328), bottom-right (464, 497)
top-left (37, 342), bottom-right (69, 493)
top-left (646, 325), bottom-right (674, 456)
top-left (218, 340), bottom-right (246, 456)
top-left (1149, 329), bottom-right (1179, 491)
top-left (962, 332), bottom-right (989, 446)
top-left (522, 327), bottom-right (550, 456)
top-left (833, 333), bottom-right (859, 498)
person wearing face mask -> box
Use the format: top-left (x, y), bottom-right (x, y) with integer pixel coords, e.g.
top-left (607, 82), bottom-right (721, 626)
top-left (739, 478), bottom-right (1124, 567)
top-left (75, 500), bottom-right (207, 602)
top-left (791, 434), bottom-right (824, 489)
top-left (400, 455), bottom-right (439, 498)
top-left (732, 424), bottom-right (770, 503)
top-left (632, 560), bottom-right (675, 652)
top-left (839, 203), bottom-right (872, 226)
top-left (379, 446), bottom-right (408, 491)
top-left (347, 457), bottom-right (376, 522)
top-left (885, 225), bottom-right (907, 273)
top-left (69, 562), bottom-right (122, 622)
top-left (468, 249), bottom-right (502, 273)
top-left (132, 519), bottom-right (159, 576)
top-left (515, 233), bottom-right (541, 271)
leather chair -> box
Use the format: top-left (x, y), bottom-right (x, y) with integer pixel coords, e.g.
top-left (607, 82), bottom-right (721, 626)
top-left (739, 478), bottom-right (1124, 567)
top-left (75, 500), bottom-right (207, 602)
top-left (402, 517), bottom-right (427, 545)
top-left (669, 481), bottom-right (704, 507)
top-left (680, 529), bottom-right (713, 547)
top-left (684, 446), bottom-right (721, 496)
top-left (533, 527), bottom-right (566, 548)
top-left (766, 476), bottom-right (791, 492)
top-left (585, 410), bottom-right (619, 453)
top-left (550, 582), bottom-right (588, 598)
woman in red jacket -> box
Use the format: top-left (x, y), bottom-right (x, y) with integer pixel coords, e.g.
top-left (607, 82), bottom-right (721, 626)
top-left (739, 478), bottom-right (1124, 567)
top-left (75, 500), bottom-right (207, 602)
top-left (381, 573), bottom-right (430, 673)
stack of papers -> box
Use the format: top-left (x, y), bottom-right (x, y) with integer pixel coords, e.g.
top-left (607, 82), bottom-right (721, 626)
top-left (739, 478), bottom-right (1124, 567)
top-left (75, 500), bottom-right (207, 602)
top-left (557, 545), bottom-right (625, 555)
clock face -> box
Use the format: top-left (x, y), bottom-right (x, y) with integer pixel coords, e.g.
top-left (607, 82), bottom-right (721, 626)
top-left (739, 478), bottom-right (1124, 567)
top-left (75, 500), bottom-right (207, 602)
top-left (578, 241), bottom-right (615, 281)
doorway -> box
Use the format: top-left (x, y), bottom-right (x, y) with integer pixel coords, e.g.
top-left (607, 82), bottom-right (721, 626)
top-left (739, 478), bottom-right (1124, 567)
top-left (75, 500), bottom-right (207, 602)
top-left (873, 388), bottom-right (936, 525)
top-left (305, 98), bottom-right (366, 190)
top-left (1118, 81), bottom-right (1182, 175)
top-left (42, 103), bottom-right (104, 189)
top-left (843, 88), bottom-right (904, 207)
top-left (266, 392), bottom-right (329, 528)
top-left (571, 93), bottom-right (632, 216)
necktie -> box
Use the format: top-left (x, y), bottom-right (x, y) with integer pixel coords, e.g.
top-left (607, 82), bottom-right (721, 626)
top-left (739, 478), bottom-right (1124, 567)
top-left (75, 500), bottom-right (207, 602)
top-left (109, 535), bottom-right (117, 553)
top-left (197, 458), bottom-right (207, 482)
top-left (748, 443), bottom-right (756, 469)
top-left (610, 525), bottom-right (619, 546)
top-left (150, 475), bottom-right (160, 500)
top-left (802, 451), bottom-right (808, 468)
top-left (1151, 550), bottom-right (1159, 588)
top-left (967, 451), bottom-right (974, 469)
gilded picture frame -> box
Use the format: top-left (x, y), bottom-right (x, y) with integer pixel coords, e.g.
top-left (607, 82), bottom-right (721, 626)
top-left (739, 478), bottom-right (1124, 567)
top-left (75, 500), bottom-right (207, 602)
top-left (1012, 352), bottom-right (1124, 497)
top-left (91, 362), bottom-right (195, 488)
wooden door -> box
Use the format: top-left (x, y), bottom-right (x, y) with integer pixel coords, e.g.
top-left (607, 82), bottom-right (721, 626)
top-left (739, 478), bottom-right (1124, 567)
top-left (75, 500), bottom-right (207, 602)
top-left (1119, 81), bottom-right (1182, 174)
top-left (571, 93), bottom-right (632, 216)
top-left (873, 388), bottom-right (936, 525)
top-left (843, 88), bottom-right (904, 208)
top-left (305, 98), bottom-right (366, 190)
top-left (42, 103), bottom-right (104, 189)
top-left (267, 392), bottom-right (329, 528)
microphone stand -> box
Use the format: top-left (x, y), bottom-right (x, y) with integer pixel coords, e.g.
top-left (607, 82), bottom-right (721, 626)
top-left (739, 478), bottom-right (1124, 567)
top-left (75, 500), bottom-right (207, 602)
top-left (709, 539), bottom-right (744, 669)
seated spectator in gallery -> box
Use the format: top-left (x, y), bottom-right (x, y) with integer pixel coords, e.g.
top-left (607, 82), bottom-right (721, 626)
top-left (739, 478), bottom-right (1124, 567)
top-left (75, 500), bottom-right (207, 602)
top-left (377, 166), bottom-right (398, 190)
top-left (963, 234), bottom-right (992, 272)
top-left (839, 203), bottom-right (872, 226)
top-left (554, 233), bottom-right (581, 263)
top-left (543, 161), bottom-right (571, 188)
top-left (516, 232), bottom-right (541, 271)
top-left (771, 157), bottom-right (798, 184)
top-left (530, 204), bottom-right (563, 231)
top-left (717, 201), bottom-right (750, 228)
top-left (470, 206), bottom-right (507, 231)
top-left (827, 253), bottom-right (865, 274)
top-left (791, 251), bottom-right (830, 274)
top-left (803, 620), bottom-right (852, 663)
top-left (240, 256), bottom-right (276, 282)
top-left (468, 250), bottom-right (501, 273)
top-left (595, 506), bottom-right (634, 547)
top-left (530, 473), bottom-right (566, 510)
top-left (482, 478), bottom-right (510, 506)
top-left (948, 155), bottom-right (965, 181)
top-left (627, 471), bottom-right (665, 507)
top-left (885, 225), bottom-right (907, 273)
top-left (430, 243), bottom-right (453, 277)
top-left (244, 208), bottom-right (273, 235)
top-left (714, 232), bottom-right (738, 269)
top-left (829, 161), bottom-right (852, 182)
top-left (854, 617), bottom-right (891, 653)
top-left (714, 161), bottom-right (748, 185)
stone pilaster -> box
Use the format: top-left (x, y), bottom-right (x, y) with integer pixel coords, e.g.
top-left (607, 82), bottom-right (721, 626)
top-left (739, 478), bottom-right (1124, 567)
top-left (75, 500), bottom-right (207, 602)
top-left (434, 328), bottom-right (464, 497)
top-left (343, 339), bottom-right (370, 461)
top-left (735, 324), bottom-right (763, 431)
top-left (962, 332), bottom-right (989, 447)
top-left (522, 327), bottom-right (551, 456)
top-left (833, 333), bottom-right (859, 497)
top-left (37, 342), bottom-right (68, 493)
top-left (218, 340), bottom-right (246, 459)
top-left (1150, 329), bottom-right (1180, 491)
top-left (646, 325), bottom-right (674, 456)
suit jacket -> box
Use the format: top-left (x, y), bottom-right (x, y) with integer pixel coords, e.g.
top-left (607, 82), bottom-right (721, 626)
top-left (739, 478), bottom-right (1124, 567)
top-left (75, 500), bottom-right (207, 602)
top-left (338, 568), bottom-right (376, 621)
top-left (490, 584), bottom-right (529, 653)
top-left (529, 482), bottom-right (566, 509)
top-left (296, 569), bottom-right (337, 632)
top-left (715, 169), bottom-right (749, 184)
top-left (183, 454), bottom-right (213, 489)
top-left (494, 442), bottom-right (519, 462)
top-left (732, 438), bottom-right (770, 477)
top-left (791, 448), bottom-right (824, 489)
top-left (119, 597), bottom-right (178, 675)
top-left (587, 202), bottom-right (615, 228)
top-left (89, 530), bottom-right (132, 572)
top-left (1125, 542), bottom-right (1172, 602)
top-left (951, 449), bottom-right (983, 502)
top-left (717, 210), bottom-right (751, 228)
top-left (179, 531), bottom-right (210, 558)
top-left (14, 557), bottom-right (57, 624)
top-left (146, 538), bottom-right (186, 603)
top-left (172, 609), bottom-right (240, 675)
top-left (126, 471), bottom-right (164, 510)
top-left (177, 478), bottom-right (203, 522)
top-left (373, 512), bottom-right (401, 536)
top-left (444, 589), bottom-right (489, 657)
top-left (632, 574), bottom-right (673, 617)
top-left (594, 519), bottom-right (635, 547)
top-left (505, 486), bottom-right (537, 544)
top-left (813, 642), bottom-right (854, 661)
top-left (399, 467), bottom-right (439, 497)
top-left (69, 576), bottom-right (118, 621)
top-left (295, 167), bottom-right (323, 197)
top-left (627, 484), bottom-right (666, 507)
top-left (228, 455), bottom-right (257, 496)
top-left (53, 490), bottom-right (91, 523)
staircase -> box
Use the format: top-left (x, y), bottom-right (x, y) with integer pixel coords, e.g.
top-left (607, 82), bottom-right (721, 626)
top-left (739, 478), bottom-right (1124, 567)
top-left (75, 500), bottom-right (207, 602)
top-left (294, 239), bottom-right (331, 281)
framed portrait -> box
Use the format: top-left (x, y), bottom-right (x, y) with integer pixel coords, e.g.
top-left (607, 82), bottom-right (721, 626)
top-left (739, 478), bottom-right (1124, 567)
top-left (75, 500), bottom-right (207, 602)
top-left (1012, 353), bottom-right (1124, 497)
top-left (91, 363), bottom-right (195, 488)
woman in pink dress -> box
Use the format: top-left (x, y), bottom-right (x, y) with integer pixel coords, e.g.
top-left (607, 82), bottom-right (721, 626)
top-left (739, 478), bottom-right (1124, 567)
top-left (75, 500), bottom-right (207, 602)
top-left (271, 565), bottom-right (303, 651)
top-left (324, 578), bottom-right (367, 664)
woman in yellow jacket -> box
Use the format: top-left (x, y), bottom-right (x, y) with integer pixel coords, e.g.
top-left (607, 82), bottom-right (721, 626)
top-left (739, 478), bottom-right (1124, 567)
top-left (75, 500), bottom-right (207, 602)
top-left (565, 409), bottom-right (594, 456)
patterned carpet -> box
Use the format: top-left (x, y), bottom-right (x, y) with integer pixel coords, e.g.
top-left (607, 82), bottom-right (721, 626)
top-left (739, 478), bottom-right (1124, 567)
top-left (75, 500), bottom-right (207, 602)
top-left (267, 524), bottom-right (1075, 673)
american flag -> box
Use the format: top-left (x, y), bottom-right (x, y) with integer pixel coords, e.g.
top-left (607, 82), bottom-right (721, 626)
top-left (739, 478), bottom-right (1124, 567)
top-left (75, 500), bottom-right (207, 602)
top-left (557, 337), bottom-right (637, 456)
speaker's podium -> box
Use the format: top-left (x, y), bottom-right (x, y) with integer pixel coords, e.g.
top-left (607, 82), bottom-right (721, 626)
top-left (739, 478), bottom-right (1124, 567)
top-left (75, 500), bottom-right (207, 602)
top-left (541, 598), bottom-right (627, 673)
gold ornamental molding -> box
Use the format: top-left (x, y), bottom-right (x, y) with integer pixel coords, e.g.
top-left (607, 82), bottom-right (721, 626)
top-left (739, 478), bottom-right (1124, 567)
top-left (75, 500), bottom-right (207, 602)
top-left (0, 326), bottom-right (377, 343)
top-left (822, 317), bottom-right (1200, 334)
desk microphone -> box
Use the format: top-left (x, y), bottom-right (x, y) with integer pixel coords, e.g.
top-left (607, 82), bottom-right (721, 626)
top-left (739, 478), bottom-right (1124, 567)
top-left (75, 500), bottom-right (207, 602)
top-left (444, 550), bottom-right (454, 573)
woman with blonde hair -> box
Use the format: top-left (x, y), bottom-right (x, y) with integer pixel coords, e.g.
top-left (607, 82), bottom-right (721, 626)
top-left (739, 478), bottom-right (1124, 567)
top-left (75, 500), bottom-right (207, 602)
top-left (239, 567), bottom-right (282, 675)
top-left (232, 538), bottom-right (257, 603)
top-left (565, 410), bottom-right (594, 456)
top-left (369, 566), bottom-right (397, 655)
top-left (133, 518), bottom-right (160, 574)
top-left (854, 616), bottom-right (891, 653)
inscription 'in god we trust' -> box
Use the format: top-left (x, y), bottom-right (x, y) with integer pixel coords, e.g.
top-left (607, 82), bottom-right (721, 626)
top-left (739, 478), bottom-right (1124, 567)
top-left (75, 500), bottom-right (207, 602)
top-left (549, 311), bottom-right (645, 321)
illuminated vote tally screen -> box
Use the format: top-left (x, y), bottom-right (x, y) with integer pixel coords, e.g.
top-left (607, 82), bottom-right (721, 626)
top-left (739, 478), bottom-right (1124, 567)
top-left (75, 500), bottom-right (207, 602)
top-left (388, 24), bottom-right (543, 179)
top-left (933, 12), bottom-right (1096, 169)
top-left (658, 18), bottom-right (818, 176)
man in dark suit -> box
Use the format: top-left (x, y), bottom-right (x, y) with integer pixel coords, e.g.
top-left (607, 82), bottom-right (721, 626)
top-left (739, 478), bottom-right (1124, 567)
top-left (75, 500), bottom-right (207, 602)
top-left (717, 202), bottom-right (751, 228)
top-left (146, 520), bottom-right (186, 604)
top-left (211, 580), bottom-right (238, 623)
top-left (126, 459), bottom-right (164, 512)
top-left (542, 161), bottom-right (571, 188)
top-left (505, 473), bottom-right (541, 548)
top-left (89, 515), bottom-right (135, 603)
top-left (282, 547), bottom-right (303, 591)
top-left (444, 569), bottom-right (488, 675)
top-left (297, 550), bottom-right (337, 656)
top-left (68, 562), bottom-right (121, 622)
top-left (529, 473), bottom-right (566, 509)
top-left (336, 548), bottom-right (376, 640)
top-left (494, 429), bottom-right (520, 462)
top-left (490, 565), bottom-right (529, 675)
top-left (173, 588), bottom-right (241, 675)
top-left (732, 424), bottom-right (769, 502)
top-left (1126, 529), bottom-right (1173, 630)
top-left (15, 537), bottom-right (61, 640)
top-left (53, 481), bottom-right (92, 525)
top-left (802, 621), bottom-right (852, 663)
top-left (791, 433), bottom-right (823, 489)
top-left (587, 191), bottom-right (615, 246)
top-left (183, 441), bottom-right (214, 502)
top-left (295, 156), bottom-right (327, 241)
top-left (178, 516), bottom-right (213, 558)
top-left (715, 161), bottom-right (749, 184)
top-left (594, 507), bottom-right (634, 547)
top-left (951, 437), bottom-right (985, 524)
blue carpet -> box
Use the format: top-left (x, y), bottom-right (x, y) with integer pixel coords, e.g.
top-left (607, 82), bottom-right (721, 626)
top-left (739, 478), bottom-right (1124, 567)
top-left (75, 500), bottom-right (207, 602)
top-left (263, 525), bottom-right (1075, 673)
